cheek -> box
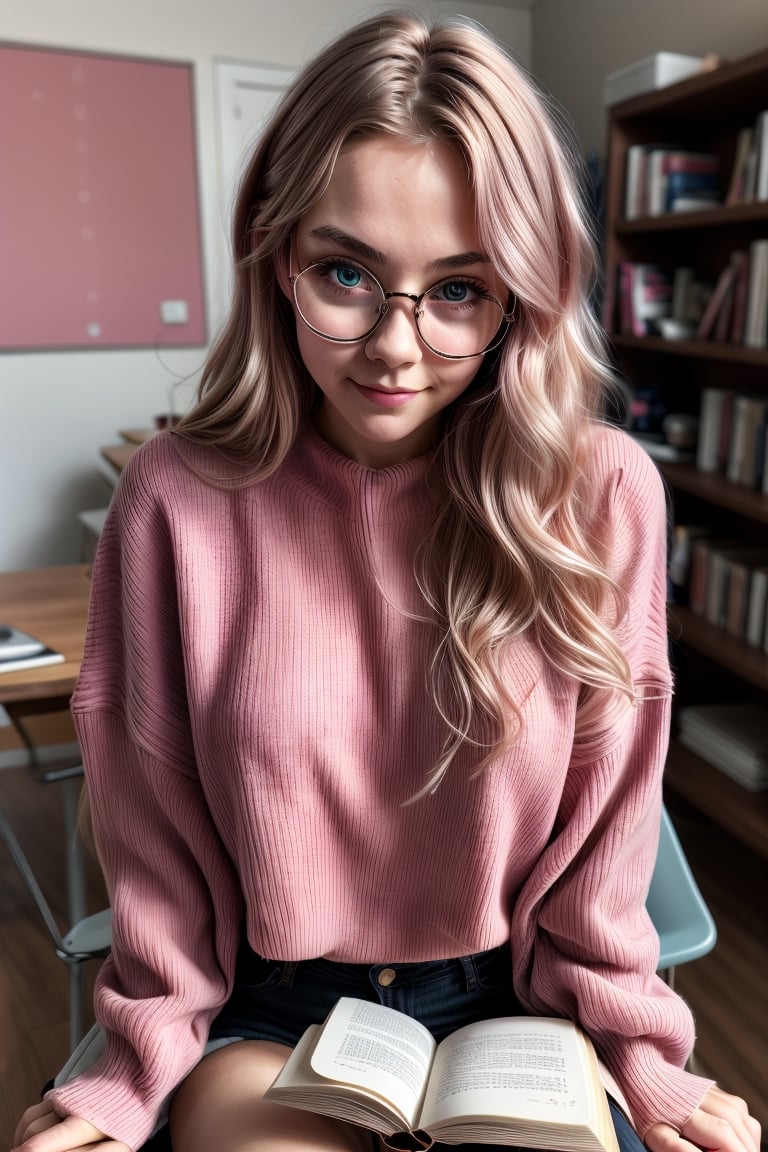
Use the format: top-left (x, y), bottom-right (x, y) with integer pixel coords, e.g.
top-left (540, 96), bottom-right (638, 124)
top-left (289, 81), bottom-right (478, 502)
top-left (294, 322), bottom-right (357, 380)
top-left (440, 360), bottom-right (483, 401)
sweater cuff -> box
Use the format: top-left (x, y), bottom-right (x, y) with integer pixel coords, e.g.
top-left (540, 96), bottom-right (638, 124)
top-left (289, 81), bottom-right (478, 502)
top-left (45, 1048), bottom-right (171, 1152)
top-left (607, 1037), bottom-right (715, 1138)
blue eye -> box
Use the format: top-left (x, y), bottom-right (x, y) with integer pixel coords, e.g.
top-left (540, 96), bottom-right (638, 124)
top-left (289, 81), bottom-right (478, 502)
top-left (441, 281), bottom-right (471, 303)
top-left (430, 279), bottom-right (486, 306)
top-left (333, 264), bottom-right (363, 289)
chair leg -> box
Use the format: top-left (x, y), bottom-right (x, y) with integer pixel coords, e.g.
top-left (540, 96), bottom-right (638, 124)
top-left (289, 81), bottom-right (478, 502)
top-left (62, 776), bottom-right (88, 926)
top-left (69, 962), bottom-right (86, 1052)
top-left (658, 966), bottom-right (676, 990)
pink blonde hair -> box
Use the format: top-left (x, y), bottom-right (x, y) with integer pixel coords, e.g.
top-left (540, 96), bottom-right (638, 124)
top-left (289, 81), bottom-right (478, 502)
top-left (176, 10), bottom-right (635, 792)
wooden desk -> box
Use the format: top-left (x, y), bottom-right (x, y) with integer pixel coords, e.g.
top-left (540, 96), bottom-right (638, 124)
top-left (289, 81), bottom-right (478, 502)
top-left (117, 426), bottom-right (157, 445)
top-left (0, 564), bottom-right (91, 706)
top-left (100, 441), bottom-right (140, 476)
top-left (0, 564), bottom-right (92, 923)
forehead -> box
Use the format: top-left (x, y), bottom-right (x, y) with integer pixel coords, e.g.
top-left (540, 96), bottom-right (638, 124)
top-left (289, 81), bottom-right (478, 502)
top-left (298, 136), bottom-right (481, 269)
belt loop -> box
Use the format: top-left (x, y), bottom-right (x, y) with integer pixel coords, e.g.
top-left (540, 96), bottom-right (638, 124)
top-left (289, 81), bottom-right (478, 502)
top-left (278, 961), bottom-right (297, 987)
top-left (459, 954), bottom-right (477, 991)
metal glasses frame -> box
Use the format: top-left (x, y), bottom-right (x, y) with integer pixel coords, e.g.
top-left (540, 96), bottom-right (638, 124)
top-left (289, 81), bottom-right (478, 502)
top-left (288, 257), bottom-right (515, 361)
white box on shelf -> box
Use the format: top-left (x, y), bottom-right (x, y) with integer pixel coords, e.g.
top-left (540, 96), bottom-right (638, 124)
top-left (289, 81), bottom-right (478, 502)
top-left (603, 53), bottom-right (705, 107)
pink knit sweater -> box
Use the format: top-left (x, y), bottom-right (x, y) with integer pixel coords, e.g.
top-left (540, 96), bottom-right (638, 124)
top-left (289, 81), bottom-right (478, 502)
top-left (47, 423), bottom-right (713, 1148)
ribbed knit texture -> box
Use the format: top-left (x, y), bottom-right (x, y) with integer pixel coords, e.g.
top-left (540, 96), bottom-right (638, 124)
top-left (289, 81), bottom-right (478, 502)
top-left (46, 423), bottom-right (714, 1148)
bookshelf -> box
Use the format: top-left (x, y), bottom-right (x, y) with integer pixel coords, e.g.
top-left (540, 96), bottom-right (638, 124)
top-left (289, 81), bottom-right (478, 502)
top-left (603, 47), bottom-right (768, 855)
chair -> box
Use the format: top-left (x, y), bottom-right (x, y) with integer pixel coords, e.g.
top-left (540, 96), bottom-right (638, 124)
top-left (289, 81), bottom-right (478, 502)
top-left (646, 806), bottom-right (717, 987)
top-left (0, 809), bottom-right (111, 1050)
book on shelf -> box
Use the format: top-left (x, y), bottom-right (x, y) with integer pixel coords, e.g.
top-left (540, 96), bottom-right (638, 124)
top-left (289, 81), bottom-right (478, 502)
top-left (696, 256), bottom-right (740, 341)
top-left (688, 537), bottom-right (737, 617)
top-left (666, 171), bottom-right (720, 214)
top-left (705, 545), bottom-right (768, 630)
top-left (623, 146), bottom-right (719, 220)
top-left (264, 997), bottom-right (624, 1152)
top-left (668, 524), bottom-right (711, 603)
top-left (617, 263), bottom-right (674, 337)
top-left (725, 554), bottom-right (768, 639)
top-left (677, 704), bottom-right (768, 791)
top-left (755, 110), bottom-right (768, 201)
top-left (745, 566), bottom-right (768, 648)
top-left (623, 143), bottom-right (651, 220)
top-left (0, 625), bottom-right (64, 675)
top-left (725, 394), bottom-right (768, 487)
top-left (729, 248), bottom-right (752, 344)
top-left (696, 388), bottom-right (735, 474)
top-left (646, 148), bottom-right (719, 216)
top-left (725, 126), bottom-right (756, 205)
top-left (744, 239), bottom-right (768, 348)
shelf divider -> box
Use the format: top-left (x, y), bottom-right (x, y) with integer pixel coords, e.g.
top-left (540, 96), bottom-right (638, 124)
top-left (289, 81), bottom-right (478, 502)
top-left (665, 740), bottom-right (768, 858)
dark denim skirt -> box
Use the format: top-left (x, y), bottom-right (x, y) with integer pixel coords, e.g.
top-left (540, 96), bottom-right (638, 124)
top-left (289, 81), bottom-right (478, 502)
top-left (209, 939), bottom-right (523, 1047)
top-left (141, 940), bottom-right (643, 1152)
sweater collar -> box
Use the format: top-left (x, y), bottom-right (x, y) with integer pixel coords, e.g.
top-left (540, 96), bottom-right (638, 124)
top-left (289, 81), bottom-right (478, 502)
top-left (282, 422), bottom-right (436, 522)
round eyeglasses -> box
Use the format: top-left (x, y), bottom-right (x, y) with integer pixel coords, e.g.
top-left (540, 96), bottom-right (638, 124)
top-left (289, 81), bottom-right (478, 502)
top-left (288, 257), bottom-right (514, 360)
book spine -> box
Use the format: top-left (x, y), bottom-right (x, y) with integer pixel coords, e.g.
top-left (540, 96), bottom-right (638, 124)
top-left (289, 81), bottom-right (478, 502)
top-left (697, 263), bottom-right (735, 340)
top-left (744, 240), bottom-right (768, 348)
top-left (755, 110), bottom-right (768, 200)
top-left (725, 562), bottom-right (750, 638)
top-left (726, 397), bottom-right (768, 487)
top-left (624, 144), bottom-right (648, 220)
top-left (746, 569), bottom-right (768, 647)
top-left (696, 388), bottom-right (734, 473)
top-left (725, 126), bottom-right (755, 206)
top-left (705, 550), bottom-right (730, 628)
top-left (730, 250), bottom-right (751, 344)
top-left (688, 538), bottom-right (711, 614)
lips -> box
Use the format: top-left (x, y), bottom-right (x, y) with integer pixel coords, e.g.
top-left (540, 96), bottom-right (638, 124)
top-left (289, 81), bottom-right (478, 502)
top-left (354, 383), bottom-right (420, 408)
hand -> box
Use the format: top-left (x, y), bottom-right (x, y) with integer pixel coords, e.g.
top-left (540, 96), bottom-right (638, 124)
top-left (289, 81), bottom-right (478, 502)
top-left (645, 1086), bottom-right (761, 1152)
top-left (12, 1101), bottom-right (129, 1152)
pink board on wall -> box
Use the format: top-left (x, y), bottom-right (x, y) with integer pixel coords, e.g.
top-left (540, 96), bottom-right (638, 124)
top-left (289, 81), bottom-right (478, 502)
top-left (0, 44), bottom-right (206, 350)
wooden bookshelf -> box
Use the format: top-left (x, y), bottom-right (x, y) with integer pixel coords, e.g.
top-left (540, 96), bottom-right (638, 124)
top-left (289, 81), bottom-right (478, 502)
top-left (609, 334), bottom-right (768, 366)
top-left (603, 48), bottom-right (768, 853)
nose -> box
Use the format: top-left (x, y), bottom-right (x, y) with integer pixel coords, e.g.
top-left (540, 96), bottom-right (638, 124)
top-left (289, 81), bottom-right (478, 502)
top-left (364, 296), bottom-right (423, 367)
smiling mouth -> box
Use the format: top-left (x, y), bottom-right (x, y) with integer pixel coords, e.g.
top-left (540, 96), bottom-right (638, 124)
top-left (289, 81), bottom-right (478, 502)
top-left (354, 383), bottom-right (420, 408)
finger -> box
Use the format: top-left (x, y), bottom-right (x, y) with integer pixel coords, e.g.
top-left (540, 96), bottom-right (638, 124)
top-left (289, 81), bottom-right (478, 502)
top-left (681, 1107), bottom-right (758, 1152)
top-left (14, 1103), bottom-right (61, 1147)
top-left (12, 1113), bottom-right (107, 1152)
top-left (644, 1121), bottom-right (685, 1152)
top-left (691, 1087), bottom-right (762, 1152)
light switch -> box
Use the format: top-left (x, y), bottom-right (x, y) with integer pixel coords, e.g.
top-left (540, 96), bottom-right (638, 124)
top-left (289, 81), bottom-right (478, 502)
top-left (161, 299), bottom-right (189, 324)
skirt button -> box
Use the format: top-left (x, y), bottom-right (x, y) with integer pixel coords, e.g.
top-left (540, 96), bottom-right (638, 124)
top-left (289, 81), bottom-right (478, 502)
top-left (377, 967), bottom-right (397, 986)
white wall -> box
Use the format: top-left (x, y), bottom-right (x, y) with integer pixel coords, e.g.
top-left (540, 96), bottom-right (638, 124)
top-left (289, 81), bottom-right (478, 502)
top-left (0, 0), bottom-right (530, 571)
top-left (531, 0), bottom-right (768, 158)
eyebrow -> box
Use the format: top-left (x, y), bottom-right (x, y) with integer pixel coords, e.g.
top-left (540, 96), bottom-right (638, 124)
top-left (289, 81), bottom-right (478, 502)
top-left (307, 225), bottom-right (490, 273)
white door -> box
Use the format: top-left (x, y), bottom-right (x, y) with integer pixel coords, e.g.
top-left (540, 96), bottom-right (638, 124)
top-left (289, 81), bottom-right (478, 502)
top-left (213, 59), bottom-right (295, 320)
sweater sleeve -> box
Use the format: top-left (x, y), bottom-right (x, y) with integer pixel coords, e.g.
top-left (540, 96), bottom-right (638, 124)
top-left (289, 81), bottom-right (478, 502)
top-left (511, 430), bottom-right (715, 1138)
top-left (45, 442), bottom-right (244, 1150)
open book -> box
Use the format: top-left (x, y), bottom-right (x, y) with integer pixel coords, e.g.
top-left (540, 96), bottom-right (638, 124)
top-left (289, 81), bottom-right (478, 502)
top-left (265, 997), bottom-right (621, 1151)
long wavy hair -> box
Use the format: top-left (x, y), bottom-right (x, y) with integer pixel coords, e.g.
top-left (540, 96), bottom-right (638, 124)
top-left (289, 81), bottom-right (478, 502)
top-left (175, 10), bottom-right (636, 793)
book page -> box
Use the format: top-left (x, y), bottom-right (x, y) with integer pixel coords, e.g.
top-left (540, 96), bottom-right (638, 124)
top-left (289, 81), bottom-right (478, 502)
top-left (310, 997), bottom-right (436, 1126)
top-left (420, 1017), bottom-right (596, 1130)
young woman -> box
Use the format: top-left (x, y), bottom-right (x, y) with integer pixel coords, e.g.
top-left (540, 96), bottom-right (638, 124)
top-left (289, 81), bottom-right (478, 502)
top-left (14, 11), bottom-right (760, 1152)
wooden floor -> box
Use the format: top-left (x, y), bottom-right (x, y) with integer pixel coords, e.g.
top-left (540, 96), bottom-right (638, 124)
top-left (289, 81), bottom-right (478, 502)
top-left (0, 766), bottom-right (766, 1150)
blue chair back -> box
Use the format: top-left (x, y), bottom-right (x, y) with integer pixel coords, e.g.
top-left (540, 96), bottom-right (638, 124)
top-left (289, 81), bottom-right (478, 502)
top-left (647, 806), bottom-right (716, 973)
